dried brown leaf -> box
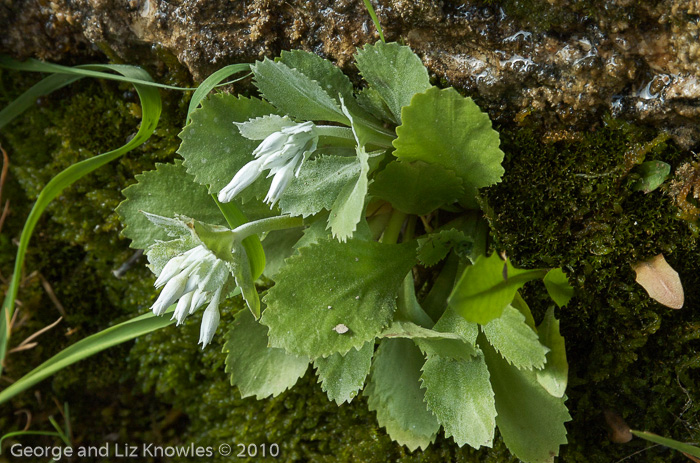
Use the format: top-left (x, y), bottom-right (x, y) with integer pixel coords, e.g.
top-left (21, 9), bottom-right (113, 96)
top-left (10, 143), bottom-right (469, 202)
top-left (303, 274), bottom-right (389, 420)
top-left (632, 254), bottom-right (684, 309)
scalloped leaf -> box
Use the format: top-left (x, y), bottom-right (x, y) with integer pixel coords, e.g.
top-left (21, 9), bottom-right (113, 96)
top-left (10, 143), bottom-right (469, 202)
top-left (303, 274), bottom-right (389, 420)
top-left (261, 239), bottom-right (417, 358)
top-left (421, 352), bottom-right (496, 449)
top-left (178, 93), bottom-right (281, 200)
top-left (355, 42), bottom-right (431, 123)
top-left (357, 86), bottom-right (397, 125)
top-left (235, 114), bottom-right (294, 140)
top-left (448, 253), bottom-right (547, 325)
top-left (327, 146), bottom-right (370, 242)
top-left (482, 336), bottom-right (570, 463)
top-left (482, 305), bottom-right (549, 370)
top-left (370, 161), bottom-right (464, 215)
top-left (278, 49), bottom-right (375, 122)
top-left (393, 86), bottom-right (504, 207)
top-left (365, 338), bottom-right (439, 451)
top-left (536, 308), bottom-right (568, 397)
top-left (278, 155), bottom-right (360, 218)
top-left (252, 58), bottom-right (349, 124)
top-left (314, 341), bottom-right (374, 405)
top-left (224, 309), bottom-right (309, 399)
top-left (116, 161), bottom-right (226, 249)
top-left (417, 229), bottom-right (472, 267)
top-left (379, 321), bottom-right (476, 360)
top-left (543, 268), bottom-right (574, 308)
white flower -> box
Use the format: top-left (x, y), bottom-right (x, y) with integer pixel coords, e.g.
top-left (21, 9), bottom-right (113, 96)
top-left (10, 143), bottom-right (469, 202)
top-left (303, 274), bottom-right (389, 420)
top-left (150, 245), bottom-right (228, 347)
top-left (218, 121), bottom-right (318, 206)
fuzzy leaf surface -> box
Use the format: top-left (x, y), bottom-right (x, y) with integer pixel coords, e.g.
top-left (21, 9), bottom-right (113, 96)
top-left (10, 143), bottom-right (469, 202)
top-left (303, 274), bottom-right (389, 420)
top-left (279, 155), bottom-right (360, 218)
top-left (314, 341), bottom-right (374, 404)
top-left (536, 308), bottom-right (568, 397)
top-left (370, 161), bottom-right (464, 215)
top-left (543, 268), bottom-right (574, 308)
top-left (448, 253), bottom-right (547, 325)
top-left (252, 58), bottom-right (348, 124)
top-left (261, 239), bottom-right (417, 358)
top-left (379, 321), bottom-right (476, 360)
top-left (279, 49), bottom-right (374, 122)
top-left (366, 339), bottom-right (439, 451)
top-left (224, 310), bottom-right (309, 399)
top-left (417, 229), bottom-right (472, 267)
top-left (482, 336), bottom-right (570, 463)
top-left (482, 305), bottom-right (549, 370)
top-left (117, 162), bottom-right (225, 249)
top-left (355, 42), bottom-right (430, 123)
top-left (421, 352), bottom-right (496, 449)
top-left (327, 145), bottom-right (370, 242)
top-left (179, 94), bottom-right (280, 199)
top-left (393, 87), bottom-right (504, 206)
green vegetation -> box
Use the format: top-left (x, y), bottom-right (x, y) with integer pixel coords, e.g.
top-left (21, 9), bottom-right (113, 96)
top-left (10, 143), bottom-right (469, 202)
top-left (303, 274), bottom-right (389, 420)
top-left (1, 54), bottom-right (699, 463)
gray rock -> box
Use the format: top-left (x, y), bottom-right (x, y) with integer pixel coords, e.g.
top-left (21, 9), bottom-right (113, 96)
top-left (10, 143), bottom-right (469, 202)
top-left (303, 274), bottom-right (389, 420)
top-left (2, 0), bottom-right (700, 145)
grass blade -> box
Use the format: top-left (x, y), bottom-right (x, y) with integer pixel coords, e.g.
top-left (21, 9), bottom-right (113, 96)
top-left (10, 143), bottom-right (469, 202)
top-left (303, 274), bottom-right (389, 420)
top-left (631, 430), bottom-right (700, 458)
top-left (0, 73), bottom-right (82, 129)
top-left (186, 63), bottom-right (251, 124)
top-left (362, 0), bottom-right (385, 43)
top-left (0, 57), bottom-right (193, 91)
top-left (0, 64), bottom-right (162, 376)
top-left (0, 310), bottom-right (175, 405)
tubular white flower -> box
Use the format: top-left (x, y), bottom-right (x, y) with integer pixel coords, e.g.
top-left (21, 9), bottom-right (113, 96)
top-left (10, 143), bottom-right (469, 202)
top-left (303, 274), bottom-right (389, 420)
top-left (218, 158), bottom-right (265, 203)
top-left (265, 153), bottom-right (302, 206)
top-left (219, 120), bottom-right (318, 205)
top-left (150, 245), bottom-right (229, 346)
top-left (199, 288), bottom-right (222, 347)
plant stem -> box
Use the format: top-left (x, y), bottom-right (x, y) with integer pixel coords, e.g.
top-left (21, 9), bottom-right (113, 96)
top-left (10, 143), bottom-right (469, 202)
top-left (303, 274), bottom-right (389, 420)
top-left (403, 215), bottom-right (417, 242)
top-left (381, 209), bottom-right (407, 244)
top-left (233, 215), bottom-right (304, 241)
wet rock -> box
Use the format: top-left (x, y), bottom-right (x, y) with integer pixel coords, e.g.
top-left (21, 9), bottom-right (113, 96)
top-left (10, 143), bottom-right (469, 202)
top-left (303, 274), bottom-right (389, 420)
top-left (2, 0), bottom-right (700, 145)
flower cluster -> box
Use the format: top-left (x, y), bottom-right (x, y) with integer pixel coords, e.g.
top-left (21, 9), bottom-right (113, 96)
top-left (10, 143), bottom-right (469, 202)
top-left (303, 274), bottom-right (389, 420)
top-left (218, 121), bottom-right (318, 206)
top-left (151, 245), bottom-right (229, 347)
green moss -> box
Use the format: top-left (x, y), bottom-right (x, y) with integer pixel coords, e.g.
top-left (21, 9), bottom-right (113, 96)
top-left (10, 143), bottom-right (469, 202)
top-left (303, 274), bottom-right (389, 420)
top-left (483, 117), bottom-right (700, 462)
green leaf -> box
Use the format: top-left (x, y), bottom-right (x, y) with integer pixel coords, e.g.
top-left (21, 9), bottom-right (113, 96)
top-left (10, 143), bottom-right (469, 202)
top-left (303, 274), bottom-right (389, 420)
top-left (395, 273), bottom-right (434, 329)
top-left (543, 268), bottom-right (574, 308)
top-left (393, 86), bottom-right (504, 207)
top-left (279, 155), bottom-right (360, 218)
top-left (357, 86), bottom-right (397, 124)
top-left (117, 162), bottom-right (226, 250)
top-left (314, 341), bottom-right (374, 404)
top-left (230, 242), bottom-right (260, 318)
top-left (234, 114), bottom-right (294, 140)
top-left (261, 239), bottom-right (417, 358)
top-left (448, 253), bottom-right (548, 325)
top-left (631, 430), bottom-right (700, 458)
top-left (278, 49), bottom-right (376, 123)
top-left (355, 42), bottom-right (431, 123)
top-left (421, 352), bottom-right (496, 449)
top-left (536, 308), bottom-right (568, 398)
top-left (370, 161), bottom-right (464, 215)
top-left (482, 305), bottom-right (549, 370)
top-left (482, 336), bottom-right (570, 463)
top-left (433, 307), bottom-right (479, 347)
top-left (192, 220), bottom-right (236, 262)
top-left (365, 339), bottom-right (440, 451)
top-left (178, 94), bottom-right (281, 197)
top-left (417, 229), bottom-right (472, 267)
top-left (0, 310), bottom-right (174, 405)
top-left (260, 228), bottom-right (304, 280)
top-left (186, 63), bottom-right (251, 124)
top-left (251, 58), bottom-right (349, 124)
top-left (224, 309), bottom-right (309, 399)
top-left (328, 146), bottom-right (370, 242)
top-left (379, 321), bottom-right (476, 360)
top-left (631, 160), bottom-right (671, 194)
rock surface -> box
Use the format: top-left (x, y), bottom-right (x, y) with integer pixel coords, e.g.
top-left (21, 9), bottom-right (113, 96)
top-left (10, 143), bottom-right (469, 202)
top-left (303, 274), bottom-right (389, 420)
top-left (2, 0), bottom-right (700, 144)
